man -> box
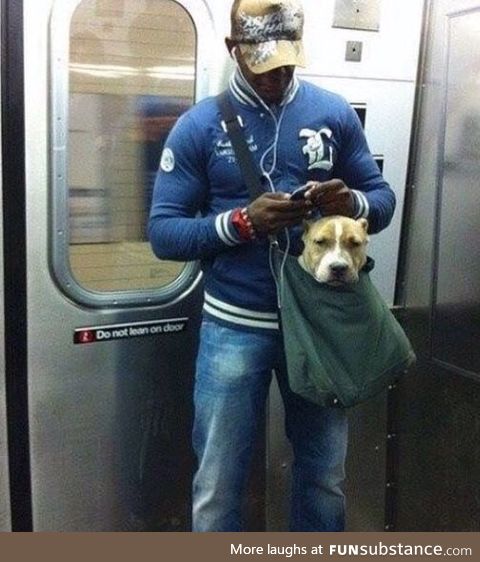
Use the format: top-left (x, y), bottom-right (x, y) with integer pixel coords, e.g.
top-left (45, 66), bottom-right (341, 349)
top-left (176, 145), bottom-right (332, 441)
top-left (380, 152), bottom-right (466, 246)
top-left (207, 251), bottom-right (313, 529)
top-left (149, 0), bottom-right (395, 531)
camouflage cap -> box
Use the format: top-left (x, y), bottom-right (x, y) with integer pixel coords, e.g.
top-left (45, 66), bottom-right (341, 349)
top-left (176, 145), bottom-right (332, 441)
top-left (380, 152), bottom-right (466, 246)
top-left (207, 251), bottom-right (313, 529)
top-left (230, 0), bottom-right (306, 74)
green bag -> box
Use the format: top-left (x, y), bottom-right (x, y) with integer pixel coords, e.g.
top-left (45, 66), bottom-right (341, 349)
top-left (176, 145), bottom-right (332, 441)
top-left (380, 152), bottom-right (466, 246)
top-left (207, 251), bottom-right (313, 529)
top-left (275, 250), bottom-right (416, 408)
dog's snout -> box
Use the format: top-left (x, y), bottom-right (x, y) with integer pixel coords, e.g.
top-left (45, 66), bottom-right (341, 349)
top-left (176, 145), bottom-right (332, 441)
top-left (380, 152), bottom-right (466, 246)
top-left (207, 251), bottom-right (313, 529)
top-left (330, 262), bottom-right (349, 275)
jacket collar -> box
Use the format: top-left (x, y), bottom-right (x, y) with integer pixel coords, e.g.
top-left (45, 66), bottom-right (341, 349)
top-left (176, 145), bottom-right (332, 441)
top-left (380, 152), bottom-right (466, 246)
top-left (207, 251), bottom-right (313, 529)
top-left (229, 68), bottom-right (299, 109)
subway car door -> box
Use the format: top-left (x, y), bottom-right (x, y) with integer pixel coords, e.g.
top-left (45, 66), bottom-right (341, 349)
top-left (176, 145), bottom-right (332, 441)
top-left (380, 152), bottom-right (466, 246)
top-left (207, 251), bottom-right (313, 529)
top-left (395, 0), bottom-right (480, 530)
top-left (17, 0), bottom-right (220, 531)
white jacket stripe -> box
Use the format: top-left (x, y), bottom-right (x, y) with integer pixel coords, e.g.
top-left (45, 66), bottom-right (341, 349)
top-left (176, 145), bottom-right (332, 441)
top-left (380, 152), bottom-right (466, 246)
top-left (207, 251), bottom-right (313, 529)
top-left (352, 190), bottom-right (370, 219)
top-left (215, 211), bottom-right (239, 246)
top-left (203, 303), bottom-right (279, 330)
top-left (205, 292), bottom-right (278, 320)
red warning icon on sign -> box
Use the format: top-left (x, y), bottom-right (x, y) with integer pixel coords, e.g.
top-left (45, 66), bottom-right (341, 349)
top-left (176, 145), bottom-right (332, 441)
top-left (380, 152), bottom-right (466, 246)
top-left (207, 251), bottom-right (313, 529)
top-left (75, 330), bottom-right (96, 344)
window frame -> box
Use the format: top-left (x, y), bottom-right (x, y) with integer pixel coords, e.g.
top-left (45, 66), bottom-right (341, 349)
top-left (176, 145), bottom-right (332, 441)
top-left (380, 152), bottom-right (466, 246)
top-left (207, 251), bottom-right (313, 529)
top-left (49, 0), bottom-right (214, 307)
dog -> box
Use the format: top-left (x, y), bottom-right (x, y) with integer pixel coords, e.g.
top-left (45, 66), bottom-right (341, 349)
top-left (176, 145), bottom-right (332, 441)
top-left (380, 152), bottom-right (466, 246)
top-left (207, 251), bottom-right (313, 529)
top-left (299, 216), bottom-right (369, 285)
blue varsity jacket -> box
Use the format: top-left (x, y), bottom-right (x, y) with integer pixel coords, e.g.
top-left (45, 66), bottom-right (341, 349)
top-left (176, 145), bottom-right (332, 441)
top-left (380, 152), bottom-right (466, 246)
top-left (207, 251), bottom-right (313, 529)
top-left (148, 70), bottom-right (396, 331)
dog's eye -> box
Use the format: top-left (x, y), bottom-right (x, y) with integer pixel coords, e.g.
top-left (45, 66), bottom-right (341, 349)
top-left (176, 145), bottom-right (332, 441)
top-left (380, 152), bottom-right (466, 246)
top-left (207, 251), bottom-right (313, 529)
top-left (348, 238), bottom-right (362, 247)
top-left (315, 238), bottom-right (326, 246)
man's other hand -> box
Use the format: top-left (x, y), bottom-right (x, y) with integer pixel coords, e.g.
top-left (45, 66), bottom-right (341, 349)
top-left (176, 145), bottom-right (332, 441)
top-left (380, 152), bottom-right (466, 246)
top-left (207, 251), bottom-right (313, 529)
top-left (305, 180), bottom-right (355, 217)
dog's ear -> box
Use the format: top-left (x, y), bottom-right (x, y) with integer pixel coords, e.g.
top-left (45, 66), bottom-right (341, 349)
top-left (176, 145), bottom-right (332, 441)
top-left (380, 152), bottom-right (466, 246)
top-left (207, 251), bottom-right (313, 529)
top-left (358, 218), bottom-right (369, 232)
top-left (303, 220), bottom-right (311, 234)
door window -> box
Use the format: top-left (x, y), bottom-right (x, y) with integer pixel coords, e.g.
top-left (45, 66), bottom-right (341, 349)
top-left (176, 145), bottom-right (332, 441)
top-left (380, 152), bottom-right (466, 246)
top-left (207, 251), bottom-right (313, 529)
top-left (52, 0), bottom-right (199, 302)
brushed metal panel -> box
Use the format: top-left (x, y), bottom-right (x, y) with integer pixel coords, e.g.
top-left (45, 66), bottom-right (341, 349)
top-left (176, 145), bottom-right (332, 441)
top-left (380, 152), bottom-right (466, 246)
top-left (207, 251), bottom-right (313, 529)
top-left (402, 4), bottom-right (445, 323)
top-left (333, 0), bottom-right (381, 31)
top-left (345, 392), bottom-right (387, 531)
top-left (402, 0), bottom-right (480, 310)
top-left (396, 0), bottom-right (480, 531)
top-left (303, 0), bottom-right (425, 83)
top-left (28, 293), bottom-right (203, 531)
top-left (345, 40), bottom-right (363, 62)
top-left (432, 9), bottom-right (480, 375)
top-left (265, 377), bottom-right (292, 531)
top-left (395, 357), bottom-right (480, 531)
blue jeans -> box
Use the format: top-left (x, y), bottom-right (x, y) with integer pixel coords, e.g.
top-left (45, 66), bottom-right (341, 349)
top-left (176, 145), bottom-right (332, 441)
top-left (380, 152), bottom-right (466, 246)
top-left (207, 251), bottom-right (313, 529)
top-left (192, 319), bottom-right (348, 532)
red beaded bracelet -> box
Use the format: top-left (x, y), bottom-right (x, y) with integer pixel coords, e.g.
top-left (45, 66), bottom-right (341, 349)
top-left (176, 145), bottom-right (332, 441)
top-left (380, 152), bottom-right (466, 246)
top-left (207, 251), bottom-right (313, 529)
top-left (231, 207), bottom-right (257, 241)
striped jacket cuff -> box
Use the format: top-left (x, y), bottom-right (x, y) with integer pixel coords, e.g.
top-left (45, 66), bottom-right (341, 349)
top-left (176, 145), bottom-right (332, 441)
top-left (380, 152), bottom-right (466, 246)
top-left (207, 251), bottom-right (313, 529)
top-left (215, 210), bottom-right (243, 247)
top-left (352, 190), bottom-right (370, 219)
top-left (204, 292), bottom-right (279, 330)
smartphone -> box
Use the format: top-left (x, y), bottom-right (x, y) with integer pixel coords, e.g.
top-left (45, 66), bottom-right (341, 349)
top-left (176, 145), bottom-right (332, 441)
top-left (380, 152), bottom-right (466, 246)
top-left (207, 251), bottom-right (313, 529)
top-left (289, 184), bottom-right (309, 201)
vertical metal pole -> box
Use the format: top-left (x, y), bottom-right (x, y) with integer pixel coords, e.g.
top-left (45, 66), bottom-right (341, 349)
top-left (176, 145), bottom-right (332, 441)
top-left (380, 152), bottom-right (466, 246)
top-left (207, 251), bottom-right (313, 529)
top-left (1, 0), bottom-right (33, 532)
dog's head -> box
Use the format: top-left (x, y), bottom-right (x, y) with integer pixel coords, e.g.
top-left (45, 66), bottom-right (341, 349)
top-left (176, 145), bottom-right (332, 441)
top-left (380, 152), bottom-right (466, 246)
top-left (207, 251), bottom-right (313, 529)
top-left (299, 216), bottom-right (369, 285)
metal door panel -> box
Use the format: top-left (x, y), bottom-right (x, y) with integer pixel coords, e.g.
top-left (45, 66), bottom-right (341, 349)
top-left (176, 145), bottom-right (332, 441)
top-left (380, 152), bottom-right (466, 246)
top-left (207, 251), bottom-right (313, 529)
top-left (28, 291), bottom-right (202, 530)
top-left (397, 0), bottom-right (480, 530)
top-left (432, 8), bottom-right (480, 375)
top-left (24, 0), bottom-right (211, 531)
top-left (402, 5), bottom-right (480, 309)
top-left (345, 393), bottom-right (388, 531)
top-left (396, 362), bottom-right (480, 531)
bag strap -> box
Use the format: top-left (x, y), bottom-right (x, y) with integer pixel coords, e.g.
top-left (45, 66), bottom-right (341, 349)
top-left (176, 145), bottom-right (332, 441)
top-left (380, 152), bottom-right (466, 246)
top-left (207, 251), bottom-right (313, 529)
top-left (217, 91), bottom-right (265, 201)
top-left (217, 93), bottom-right (287, 310)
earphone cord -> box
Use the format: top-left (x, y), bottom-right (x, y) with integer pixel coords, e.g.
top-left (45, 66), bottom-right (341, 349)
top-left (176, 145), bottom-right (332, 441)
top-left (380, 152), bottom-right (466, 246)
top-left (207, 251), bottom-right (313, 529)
top-left (235, 63), bottom-right (292, 310)
top-left (269, 229), bottom-right (290, 310)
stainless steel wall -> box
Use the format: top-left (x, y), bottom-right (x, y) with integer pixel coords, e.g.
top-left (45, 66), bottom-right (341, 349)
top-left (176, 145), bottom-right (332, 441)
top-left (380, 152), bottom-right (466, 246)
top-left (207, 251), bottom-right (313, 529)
top-left (396, 0), bottom-right (480, 531)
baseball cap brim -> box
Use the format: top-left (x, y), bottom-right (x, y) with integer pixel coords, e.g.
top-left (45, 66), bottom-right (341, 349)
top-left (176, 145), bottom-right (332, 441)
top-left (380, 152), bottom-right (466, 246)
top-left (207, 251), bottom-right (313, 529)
top-left (238, 39), bottom-right (306, 74)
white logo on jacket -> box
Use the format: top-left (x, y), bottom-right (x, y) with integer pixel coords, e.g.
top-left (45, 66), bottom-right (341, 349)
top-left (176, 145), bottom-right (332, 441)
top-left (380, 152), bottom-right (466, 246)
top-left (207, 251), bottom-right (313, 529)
top-left (300, 127), bottom-right (334, 171)
top-left (160, 148), bottom-right (175, 172)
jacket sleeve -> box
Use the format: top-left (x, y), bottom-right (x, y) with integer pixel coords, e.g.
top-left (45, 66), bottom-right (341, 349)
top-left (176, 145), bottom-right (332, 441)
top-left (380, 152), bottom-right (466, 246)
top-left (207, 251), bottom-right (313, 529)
top-left (336, 103), bottom-right (396, 234)
top-left (148, 112), bottom-right (243, 261)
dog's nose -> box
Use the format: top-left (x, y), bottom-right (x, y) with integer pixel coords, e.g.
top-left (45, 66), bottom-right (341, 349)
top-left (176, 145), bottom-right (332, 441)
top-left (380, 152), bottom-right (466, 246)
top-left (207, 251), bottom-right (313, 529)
top-left (330, 262), bottom-right (349, 275)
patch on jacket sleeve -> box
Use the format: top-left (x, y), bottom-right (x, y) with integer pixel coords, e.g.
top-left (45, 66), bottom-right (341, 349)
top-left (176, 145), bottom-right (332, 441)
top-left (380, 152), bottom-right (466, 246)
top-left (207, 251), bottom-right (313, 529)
top-left (160, 148), bottom-right (175, 172)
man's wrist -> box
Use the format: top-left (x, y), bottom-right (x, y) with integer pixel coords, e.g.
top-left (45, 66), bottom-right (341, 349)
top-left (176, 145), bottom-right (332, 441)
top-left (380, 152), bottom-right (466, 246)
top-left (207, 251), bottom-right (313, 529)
top-left (231, 207), bottom-right (257, 241)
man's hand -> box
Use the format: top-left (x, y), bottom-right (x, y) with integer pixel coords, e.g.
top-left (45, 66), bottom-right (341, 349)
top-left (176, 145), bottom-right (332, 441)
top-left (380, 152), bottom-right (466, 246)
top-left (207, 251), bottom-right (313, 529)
top-left (247, 192), bottom-right (311, 236)
top-left (305, 180), bottom-right (355, 217)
